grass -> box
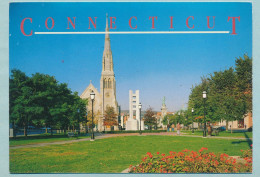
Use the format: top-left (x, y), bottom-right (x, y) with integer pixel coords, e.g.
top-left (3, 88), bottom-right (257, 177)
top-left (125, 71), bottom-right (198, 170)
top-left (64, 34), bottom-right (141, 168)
top-left (10, 135), bottom-right (252, 173)
top-left (181, 130), bottom-right (252, 138)
top-left (10, 134), bottom-right (90, 146)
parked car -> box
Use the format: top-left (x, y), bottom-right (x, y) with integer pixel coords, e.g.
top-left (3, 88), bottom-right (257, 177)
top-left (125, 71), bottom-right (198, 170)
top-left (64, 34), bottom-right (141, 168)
top-left (212, 126), bottom-right (226, 131)
top-left (218, 126), bottom-right (226, 131)
top-left (40, 127), bottom-right (51, 130)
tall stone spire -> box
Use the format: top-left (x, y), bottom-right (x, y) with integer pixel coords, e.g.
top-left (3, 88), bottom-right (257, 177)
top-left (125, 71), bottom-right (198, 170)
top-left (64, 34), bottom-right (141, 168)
top-left (105, 13), bottom-right (110, 42)
top-left (100, 13), bottom-right (117, 120)
top-left (102, 14), bottom-right (113, 73)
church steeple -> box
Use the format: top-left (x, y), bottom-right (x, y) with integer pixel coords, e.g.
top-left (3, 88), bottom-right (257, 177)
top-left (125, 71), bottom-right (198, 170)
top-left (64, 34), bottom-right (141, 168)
top-left (102, 14), bottom-right (113, 73)
top-left (100, 14), bottom-right (117, 119)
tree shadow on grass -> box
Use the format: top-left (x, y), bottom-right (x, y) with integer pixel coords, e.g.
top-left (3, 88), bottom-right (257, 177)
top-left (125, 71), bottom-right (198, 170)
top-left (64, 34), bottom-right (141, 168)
top-left (9, 134), bottom-right (79, 142)
top-left (231, 132), bottom-right (252, 149)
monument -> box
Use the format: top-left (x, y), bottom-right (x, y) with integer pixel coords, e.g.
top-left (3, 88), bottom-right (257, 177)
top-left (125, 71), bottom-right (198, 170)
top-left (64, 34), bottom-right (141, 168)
top-left (126, 90), bottom-right (144, 130)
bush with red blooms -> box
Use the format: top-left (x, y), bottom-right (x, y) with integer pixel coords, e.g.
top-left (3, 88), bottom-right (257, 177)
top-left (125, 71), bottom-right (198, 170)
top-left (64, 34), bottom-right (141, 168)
top-left (129, 148), bottom-right (252, 173)
top-left (240, 145), bottom-right (252, 172)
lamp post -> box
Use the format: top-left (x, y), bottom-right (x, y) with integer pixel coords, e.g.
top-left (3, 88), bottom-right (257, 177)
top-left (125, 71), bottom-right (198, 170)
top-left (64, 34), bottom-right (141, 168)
top-left (85, 112), bottom-right (88, 134)
top-left (203, 91), bottom-right (207, 137)
top-left (90, 91), bottom-right (95, 141)
top-left (178, 112), bottom-right (180, 125)
top-left (139, 103), bottom-right (142, 135)
top-left (191, 108), bottom-right (194, 134)
top-left (77, 109), bottom-right (80, 135)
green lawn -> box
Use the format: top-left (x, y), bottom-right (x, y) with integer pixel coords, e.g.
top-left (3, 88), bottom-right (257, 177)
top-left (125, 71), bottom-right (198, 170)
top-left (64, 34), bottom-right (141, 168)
top-left (10, 134), bottom-right (90, 146)
top-left (10, 135), bottom-right (252, 173)
top-left (181, 130), bottom-right (252, 138)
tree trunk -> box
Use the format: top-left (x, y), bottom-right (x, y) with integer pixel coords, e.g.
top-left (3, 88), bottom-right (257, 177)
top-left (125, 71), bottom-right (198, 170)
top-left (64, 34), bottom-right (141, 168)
top-left (231, 121), bottom-right (233, 134)
top-left (51, 127), bottom-right (53, 136)
top-left (13, 122), bottom-right (16, 138)
top-left (226, 121), bottom-right (229, 132)
top-left (24, 125), bottom-right (27, 137)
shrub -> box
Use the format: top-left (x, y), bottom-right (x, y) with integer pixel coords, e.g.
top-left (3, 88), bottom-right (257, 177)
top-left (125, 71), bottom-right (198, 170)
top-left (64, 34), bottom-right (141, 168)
top-left (129, 148), bottom-right (252, 173)
top-left (247, 126), bottom-right (252, 132)
top-left (240, 147), bottom-right (252, 172)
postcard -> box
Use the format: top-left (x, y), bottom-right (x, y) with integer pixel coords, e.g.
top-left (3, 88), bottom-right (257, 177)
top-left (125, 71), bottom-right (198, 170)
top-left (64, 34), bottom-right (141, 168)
top-left (7, 1), bottom-right (255, 175)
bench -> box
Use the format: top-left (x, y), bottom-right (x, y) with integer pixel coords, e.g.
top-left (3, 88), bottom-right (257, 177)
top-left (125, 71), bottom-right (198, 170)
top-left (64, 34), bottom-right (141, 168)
top-left (68, 132), bottom-right (78, 138)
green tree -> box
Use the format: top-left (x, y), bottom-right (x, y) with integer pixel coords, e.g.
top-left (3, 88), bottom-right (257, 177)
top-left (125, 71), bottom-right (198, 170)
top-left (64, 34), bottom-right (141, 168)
top-left (10, 70), bottom-right (43, 136)
top-left (10, 69), bottom-right (88, 136)
top-left (187, 55), bottom-right (251, 133)
top-left (235, 54), bottom-right (252, 112)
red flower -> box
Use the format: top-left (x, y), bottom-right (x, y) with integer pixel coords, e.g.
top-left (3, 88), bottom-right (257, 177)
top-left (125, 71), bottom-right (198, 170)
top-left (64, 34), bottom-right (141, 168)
top-left (157, 152), bottom-right (160, 155)
top-left (161, 153), bottom-right (165, 156)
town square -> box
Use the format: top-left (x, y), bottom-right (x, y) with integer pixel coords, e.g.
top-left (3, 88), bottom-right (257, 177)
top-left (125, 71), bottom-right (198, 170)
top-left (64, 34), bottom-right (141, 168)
top-left (8, 2), bottom-right (253, 174)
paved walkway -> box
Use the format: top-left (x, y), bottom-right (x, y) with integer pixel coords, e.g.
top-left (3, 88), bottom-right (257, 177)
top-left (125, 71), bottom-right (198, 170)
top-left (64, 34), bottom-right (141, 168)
top-left (10, 132), bottom-right (252, 149)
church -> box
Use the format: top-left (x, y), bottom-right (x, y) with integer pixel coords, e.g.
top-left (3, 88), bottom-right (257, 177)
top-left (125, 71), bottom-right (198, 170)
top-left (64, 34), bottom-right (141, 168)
top-left (80, 15), bottom-right (118, 131)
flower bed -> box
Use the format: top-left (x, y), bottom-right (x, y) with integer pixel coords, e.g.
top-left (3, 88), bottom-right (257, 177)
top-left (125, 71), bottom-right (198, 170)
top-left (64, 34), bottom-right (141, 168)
top-left (129, 147), bottom-right (252, 173)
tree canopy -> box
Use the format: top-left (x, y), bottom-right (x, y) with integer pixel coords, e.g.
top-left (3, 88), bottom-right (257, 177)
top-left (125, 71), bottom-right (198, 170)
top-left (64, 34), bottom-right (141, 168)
top-left (143, 107), bottom-right (157, 130)
top-left (9, 69), bottom-right (88, 136)
top-left (186, 54), bottom-right (252, 129)
top-left (103, 106), bottom-right (118, 127)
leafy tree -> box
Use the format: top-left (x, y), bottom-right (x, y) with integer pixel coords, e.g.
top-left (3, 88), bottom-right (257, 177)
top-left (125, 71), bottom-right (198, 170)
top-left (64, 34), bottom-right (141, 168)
top-left (187, 55), bottom-right (252, 133)
top-left (143, 107), bottom-right (156, 130)
top-left (10, 70), bottom-right (43, 136)
top-left (10, 69), bottom-right (88, 136)
top-left (103, 106), bottom-right (118, 130)
top-left (235, 54), bottom-right (252, 112)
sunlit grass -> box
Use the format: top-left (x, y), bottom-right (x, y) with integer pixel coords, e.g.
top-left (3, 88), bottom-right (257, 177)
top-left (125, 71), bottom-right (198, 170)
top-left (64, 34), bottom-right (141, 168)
top-left (181, 130), bottom-right (252, 138)
top-left (10, 134), bottom-right (90, 146)
top-left (10, 135), bottom-right (252, 173)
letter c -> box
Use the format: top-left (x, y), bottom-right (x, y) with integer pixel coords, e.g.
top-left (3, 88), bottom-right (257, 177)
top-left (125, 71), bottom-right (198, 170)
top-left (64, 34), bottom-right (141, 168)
top-left (20, 18), bottom-right (33, 36)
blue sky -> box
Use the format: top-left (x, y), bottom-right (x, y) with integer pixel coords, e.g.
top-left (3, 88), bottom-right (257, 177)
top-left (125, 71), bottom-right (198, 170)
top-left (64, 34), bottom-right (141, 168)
top-left (9, 2), bottom-right (252, 111)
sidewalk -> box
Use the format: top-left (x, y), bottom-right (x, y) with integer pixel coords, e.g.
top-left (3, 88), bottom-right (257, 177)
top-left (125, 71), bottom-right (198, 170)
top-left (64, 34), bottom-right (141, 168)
top-left (10, 132), bottom-right (252, 149)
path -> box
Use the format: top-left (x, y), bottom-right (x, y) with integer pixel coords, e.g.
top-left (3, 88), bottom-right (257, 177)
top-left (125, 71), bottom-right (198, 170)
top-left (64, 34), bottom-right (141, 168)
top-left (10, 132), bottom-right (252, 149)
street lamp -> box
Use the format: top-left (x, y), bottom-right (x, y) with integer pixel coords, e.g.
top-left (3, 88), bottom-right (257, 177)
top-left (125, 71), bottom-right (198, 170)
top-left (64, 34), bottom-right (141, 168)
top-left (90, 91), bottom-right (95, 141)
top-left (191, 108), bottom-right (194, 134)
top-left (139, 103), bottom-right (142, 135)
top-left (178, 112), bottom-right (180, 125)
top-left (203, 91), bottom-right (207, 137)
top-left (77, 109), bottom-right (80, 135)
